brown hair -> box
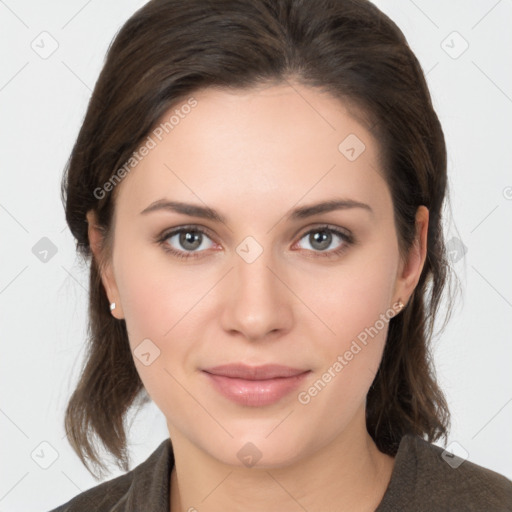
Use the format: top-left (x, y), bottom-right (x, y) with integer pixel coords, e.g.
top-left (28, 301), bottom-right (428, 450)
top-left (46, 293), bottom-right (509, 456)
top-left (62, 0), bottom-right (453, 478)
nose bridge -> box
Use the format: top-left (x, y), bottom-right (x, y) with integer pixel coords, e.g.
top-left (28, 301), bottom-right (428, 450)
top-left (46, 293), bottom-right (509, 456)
top-left (236, 241), bottom-right (277, 299)
top-left (221, 235), bottom-right (292, 339)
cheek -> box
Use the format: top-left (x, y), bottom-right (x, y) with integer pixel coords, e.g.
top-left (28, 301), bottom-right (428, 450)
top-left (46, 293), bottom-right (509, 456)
top-left (296, 284), bottom-right (395, 436)
top-left (117, 271), bottom-right (170, 346)
top-left (307, 248), bottom-right (398, 348)
top-left (114, 240), bottom-right (203, 343)
top-left (296, 243), bottom-right (398, 408)
top-left (112, 244), bottom-right (212, 395)
top-left (114, 260), bottom-right (196, 418)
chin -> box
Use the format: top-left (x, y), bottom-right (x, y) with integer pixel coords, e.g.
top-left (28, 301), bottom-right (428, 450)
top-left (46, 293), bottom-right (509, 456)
top-left (197, 429), bottom-right (312, 469)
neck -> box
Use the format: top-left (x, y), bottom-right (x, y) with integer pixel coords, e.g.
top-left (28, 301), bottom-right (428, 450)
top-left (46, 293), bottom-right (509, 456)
top-left (168, 409), bottom-right (395, 512)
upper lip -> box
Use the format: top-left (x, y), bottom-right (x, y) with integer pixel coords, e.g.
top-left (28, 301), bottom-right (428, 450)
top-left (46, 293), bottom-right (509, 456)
top-left (202, 364), bottom-right (310, 380)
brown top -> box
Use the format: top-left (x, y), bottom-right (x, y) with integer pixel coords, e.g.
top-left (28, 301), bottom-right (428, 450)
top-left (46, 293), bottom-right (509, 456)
top-left (49, 434), bottom-right (512, 511)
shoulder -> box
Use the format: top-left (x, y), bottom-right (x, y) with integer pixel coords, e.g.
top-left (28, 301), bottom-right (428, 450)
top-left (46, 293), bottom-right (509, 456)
top-left (377, 434), bottom-right (512, 512)
top-left (48, 471), bottom-right (133, 512)
top-left (48, 438), bottom-right (173, 512)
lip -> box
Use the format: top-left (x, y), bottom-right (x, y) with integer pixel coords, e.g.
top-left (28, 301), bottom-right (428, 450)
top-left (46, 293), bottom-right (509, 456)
top-left (203, 364), bottom-right (309, 380)
top-left (202, 364), bottom-right (311, 407)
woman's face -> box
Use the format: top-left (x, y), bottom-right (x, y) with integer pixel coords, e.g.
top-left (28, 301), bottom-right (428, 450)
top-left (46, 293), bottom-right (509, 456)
top-left (91, 82), bottom-right (426, 467)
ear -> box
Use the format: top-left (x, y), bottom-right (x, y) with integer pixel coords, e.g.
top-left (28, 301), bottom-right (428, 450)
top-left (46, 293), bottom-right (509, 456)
top-left (393, 205), bottom-right (429, 307)
top-left (86, 210), bottom-right (124, 319)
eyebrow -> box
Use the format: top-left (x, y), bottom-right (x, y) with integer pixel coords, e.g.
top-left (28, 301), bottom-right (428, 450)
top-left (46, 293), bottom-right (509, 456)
top-left (140, 198), bottom-right (373, 223)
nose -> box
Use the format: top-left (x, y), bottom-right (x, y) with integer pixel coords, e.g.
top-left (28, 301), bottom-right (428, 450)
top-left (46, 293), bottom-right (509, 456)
top-left (220, 244), bottom-right (294, 342)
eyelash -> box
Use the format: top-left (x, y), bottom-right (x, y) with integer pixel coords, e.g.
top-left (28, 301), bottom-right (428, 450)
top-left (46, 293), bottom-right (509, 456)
top-left (155, 224), bottom-right (355, 260)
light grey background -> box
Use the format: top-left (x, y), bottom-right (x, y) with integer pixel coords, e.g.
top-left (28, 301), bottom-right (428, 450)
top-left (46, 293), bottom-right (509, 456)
top-left (1, 0), bottom-right (511, 510)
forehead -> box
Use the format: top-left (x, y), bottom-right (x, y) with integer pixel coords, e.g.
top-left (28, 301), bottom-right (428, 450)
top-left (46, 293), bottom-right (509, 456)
top-left (113, 83), bottom-right (391, 221)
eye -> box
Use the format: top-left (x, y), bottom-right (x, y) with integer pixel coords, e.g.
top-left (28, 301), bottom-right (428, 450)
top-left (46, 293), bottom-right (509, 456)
top-left (294, 225), bottom-right (353, 257)
top-left (157, 226), bottom-right (216, 259)
top-left (156, 224), bottom-right (354, 260)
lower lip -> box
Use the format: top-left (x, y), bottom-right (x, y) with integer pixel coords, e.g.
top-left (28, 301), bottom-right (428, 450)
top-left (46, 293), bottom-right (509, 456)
top-left (203, 371), bottom-right (311, 407)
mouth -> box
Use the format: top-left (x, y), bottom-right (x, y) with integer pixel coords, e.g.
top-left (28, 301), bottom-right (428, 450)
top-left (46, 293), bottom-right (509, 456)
top-left (202, 364), bottom-right (311, 406)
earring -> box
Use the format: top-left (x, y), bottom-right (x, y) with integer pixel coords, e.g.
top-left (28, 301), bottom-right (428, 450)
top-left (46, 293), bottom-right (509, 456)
top-left (110, 302), bottom-right (116, 311)
top-left (396, 300), bottom-right (405, 312)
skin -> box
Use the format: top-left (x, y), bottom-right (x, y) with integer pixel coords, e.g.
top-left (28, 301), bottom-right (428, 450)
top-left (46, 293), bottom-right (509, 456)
top-left (87, 82), bottom-right (428, 512)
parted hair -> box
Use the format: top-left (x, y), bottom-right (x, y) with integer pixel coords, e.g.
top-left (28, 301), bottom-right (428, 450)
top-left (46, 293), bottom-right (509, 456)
top-left (62, 0), bottom-right (453, 478)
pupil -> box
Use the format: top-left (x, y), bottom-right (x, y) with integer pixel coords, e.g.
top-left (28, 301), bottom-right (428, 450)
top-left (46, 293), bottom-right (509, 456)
top-left (311, 230), bottom-right (331, 250)
top-left (180, 231), bottom-right (201, 250)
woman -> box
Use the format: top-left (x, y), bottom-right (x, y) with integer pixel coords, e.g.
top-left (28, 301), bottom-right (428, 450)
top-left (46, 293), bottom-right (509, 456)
top-left (51, 0), bottom-right (512, 510)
